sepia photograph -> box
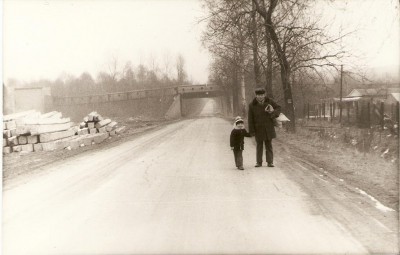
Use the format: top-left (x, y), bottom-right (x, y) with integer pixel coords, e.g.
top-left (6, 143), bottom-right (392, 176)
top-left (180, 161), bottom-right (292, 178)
top-left (2, 0), bottom-right (399, 254)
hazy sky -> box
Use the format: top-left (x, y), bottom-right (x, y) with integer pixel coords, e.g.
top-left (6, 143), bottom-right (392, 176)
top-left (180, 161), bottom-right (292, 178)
top-left (319, 0), bottom-right (399, 72)
top-left (3, 0), bottom-right (399, 84)
top-left (3, 0), bottom-right (211, 83)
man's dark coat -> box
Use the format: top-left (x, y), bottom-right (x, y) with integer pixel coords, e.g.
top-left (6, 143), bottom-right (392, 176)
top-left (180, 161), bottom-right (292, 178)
top-left (248, 97), bottom-right (281, 141)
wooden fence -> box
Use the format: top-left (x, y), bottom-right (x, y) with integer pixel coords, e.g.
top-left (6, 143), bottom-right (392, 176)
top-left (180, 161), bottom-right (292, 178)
top-left (304, 99), bottom-right (399, 129)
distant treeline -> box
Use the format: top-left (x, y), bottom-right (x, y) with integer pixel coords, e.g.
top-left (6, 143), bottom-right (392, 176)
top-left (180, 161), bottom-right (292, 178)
top-left (7, 54), bottom-right (192, 98)
top-left (53, 63), bottom-right (191, 97)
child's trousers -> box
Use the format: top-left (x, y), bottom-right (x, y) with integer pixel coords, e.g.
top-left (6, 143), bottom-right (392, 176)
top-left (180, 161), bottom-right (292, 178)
top-left (233, 149), bottom-right (243, 167)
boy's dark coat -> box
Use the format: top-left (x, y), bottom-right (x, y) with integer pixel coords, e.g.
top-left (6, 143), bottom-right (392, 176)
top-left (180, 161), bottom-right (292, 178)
top-left (230, 129), bottom-right (251, 150)
top-left (248, 97), bottom-right (281, 141)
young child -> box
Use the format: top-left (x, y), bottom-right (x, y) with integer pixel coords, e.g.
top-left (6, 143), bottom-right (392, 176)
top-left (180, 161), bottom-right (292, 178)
top-left (230, 117), bottom-right (251, 170)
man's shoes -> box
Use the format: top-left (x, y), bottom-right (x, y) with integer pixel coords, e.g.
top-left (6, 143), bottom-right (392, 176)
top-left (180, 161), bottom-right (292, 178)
top-left (238, 166), bottom-right (244, 170)
top-left (267, 163), bottom-right (275, 167)
top-left (255, 163), bottom-right (262, 167)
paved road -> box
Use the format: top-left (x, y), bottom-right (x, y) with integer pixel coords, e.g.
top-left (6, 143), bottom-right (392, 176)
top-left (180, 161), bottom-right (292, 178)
top-left (3, 101), bottom-right (398, 254)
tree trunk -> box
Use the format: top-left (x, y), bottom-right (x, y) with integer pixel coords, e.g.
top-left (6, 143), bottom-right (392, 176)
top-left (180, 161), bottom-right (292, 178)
top-left (280, 65), bottom-right (295, 131)
top-left (239, 46), bottom-right (246, 117)
top-left (251, 1), bottom-right (262, 86)
top-left (266, 35), bottom-right (273, 98)
top-left (232, 52), bottom-right (240, 116)
top-left (238, 23), bottom-right (247, 117)
top-left (232, 76), bottom-right (239, 116)
top-left (253, 0), bottom-right (296, 132)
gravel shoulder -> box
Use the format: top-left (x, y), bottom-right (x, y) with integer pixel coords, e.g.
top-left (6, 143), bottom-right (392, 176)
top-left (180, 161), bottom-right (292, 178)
top-left (2, 118), bottom-right (178, 187)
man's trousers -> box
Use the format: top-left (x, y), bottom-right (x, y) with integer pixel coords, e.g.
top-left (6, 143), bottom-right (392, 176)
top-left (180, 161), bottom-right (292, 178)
top-left (256, 139), bottom-right (273, 164)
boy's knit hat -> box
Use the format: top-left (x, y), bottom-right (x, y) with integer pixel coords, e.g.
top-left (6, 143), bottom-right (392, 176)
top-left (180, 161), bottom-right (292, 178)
top-left (234, 116), bottom-right (242, 121)
top-left (235, 118), bottom-right (244, 125)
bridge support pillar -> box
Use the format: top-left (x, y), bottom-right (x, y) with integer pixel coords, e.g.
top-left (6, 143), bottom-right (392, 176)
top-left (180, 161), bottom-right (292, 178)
top-left (165, 94), bottom-right (182, 120)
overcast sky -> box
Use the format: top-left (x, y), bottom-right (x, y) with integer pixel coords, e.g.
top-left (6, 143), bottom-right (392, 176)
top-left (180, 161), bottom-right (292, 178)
top-left (3, 0), bottom-right (210, 83)
top-left (320, 0), bottom-right (399, 73)
top-left (3, 0), bottom-right (399, 84)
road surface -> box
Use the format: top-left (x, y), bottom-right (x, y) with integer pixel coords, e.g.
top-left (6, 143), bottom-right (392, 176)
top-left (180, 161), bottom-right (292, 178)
top-left (3, 100), bottom-right (398, 254)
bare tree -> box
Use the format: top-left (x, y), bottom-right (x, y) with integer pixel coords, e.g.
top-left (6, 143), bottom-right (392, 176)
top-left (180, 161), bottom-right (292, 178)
top-left (78, 72), bottom-right (95, 95)
top-left (162, 50), bottom-right (172, 81)
top-left (107, 55), bottom-right (120, 82)
top-left (121, 61), bottom-right (136, 89)
top-left (252, 0), bottom-right (350, 131)
top-left (176, 54), bottom-right (187, 84)
top-left (148, 53), bottom-right (160, 78)
top-left (251, 1), bottom-right (262, 86)
top-left (201, 0), bottom-right (254, 115)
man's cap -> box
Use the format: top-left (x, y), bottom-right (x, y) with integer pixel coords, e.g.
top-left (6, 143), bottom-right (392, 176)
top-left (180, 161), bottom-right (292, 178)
top-left (255, 87), bottom-right (266, 95)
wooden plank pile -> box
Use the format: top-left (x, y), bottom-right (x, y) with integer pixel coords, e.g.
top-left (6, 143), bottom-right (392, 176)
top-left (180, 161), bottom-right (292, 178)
top-left (3, 110), bottom-right (127, 154)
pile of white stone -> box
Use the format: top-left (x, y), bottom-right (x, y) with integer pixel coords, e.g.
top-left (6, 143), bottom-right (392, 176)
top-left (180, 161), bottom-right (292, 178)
top-left (3, 110), bottom-right (126, 154)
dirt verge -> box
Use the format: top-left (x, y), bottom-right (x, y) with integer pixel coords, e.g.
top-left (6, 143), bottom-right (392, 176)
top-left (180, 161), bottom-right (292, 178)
top-left (274, 128), bottom-right (398, 211)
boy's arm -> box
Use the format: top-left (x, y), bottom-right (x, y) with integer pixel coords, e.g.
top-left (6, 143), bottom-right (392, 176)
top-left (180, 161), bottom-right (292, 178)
top-left (230, 130), bottom-right (235, 147)
top-left (243, 129), bottom-right (251, 137)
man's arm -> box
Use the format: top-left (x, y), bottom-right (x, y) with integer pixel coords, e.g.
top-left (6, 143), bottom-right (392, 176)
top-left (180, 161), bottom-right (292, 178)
top-left (269, 99), bottom-right (281, 119)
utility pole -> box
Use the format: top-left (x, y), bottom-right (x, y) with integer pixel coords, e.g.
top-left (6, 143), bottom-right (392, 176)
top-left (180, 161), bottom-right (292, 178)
top-left (339, 65), bottom-right (343, 125)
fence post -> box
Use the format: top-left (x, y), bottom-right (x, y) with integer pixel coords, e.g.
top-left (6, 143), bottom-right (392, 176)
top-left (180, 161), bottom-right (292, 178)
top-left (319, 103), bottom-right (324, 120)
top-left (307, 103), bottom-right (310, 120)
top-left (391, 103), bottom-right (394, 120)
top-left (323, 103), bottom-right (326, 121)
top-left (367, 101), bottom-right (371, 128)
top-left (315, 104), bottom-right (317, 121)
top-left (347, 102), bottom-right (350, 124)
top-left (333, 103), bottom-right (336, 121)
top-left (312, 104), bottom-right (315, 121)
top-left (397, 102), bottom-right (399, 123)
top-left (380, 102), bottom-right (384, 129)
top-left (320, 104), bottom-right (322, 120)
top-left (355, 101), bottom-right (359, 124)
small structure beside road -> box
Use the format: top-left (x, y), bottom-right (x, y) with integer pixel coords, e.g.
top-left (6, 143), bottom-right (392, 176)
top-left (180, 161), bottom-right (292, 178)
top-left (306, 87), bottom-right (399, 129)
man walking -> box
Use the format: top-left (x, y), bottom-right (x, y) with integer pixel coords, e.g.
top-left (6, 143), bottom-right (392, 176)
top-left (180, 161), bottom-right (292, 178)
top-left (248, 87), bottom-right (281, 167)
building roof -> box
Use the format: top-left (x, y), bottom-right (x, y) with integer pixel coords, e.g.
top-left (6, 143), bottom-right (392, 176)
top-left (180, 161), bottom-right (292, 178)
top-left (346, 87), bottom-right (400, 98)
top-left (390, 93), bottom-right (400, 102)
top-left (377, 87), bottom-right (400, 95)
top-left (347, 88), bottom-right (379, 97)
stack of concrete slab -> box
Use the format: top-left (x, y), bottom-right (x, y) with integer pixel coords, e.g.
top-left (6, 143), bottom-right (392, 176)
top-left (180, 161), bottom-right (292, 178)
top-left (3, 110), bottom-right (74, 153)
top-left (78, 112), bottom-right (126, 138)
top-left (3, 110), bottom-right (127, 154)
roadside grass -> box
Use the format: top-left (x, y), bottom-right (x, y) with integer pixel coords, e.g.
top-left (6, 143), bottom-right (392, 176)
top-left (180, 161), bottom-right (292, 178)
top-left (277, 121), bottom-right (399, 211)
